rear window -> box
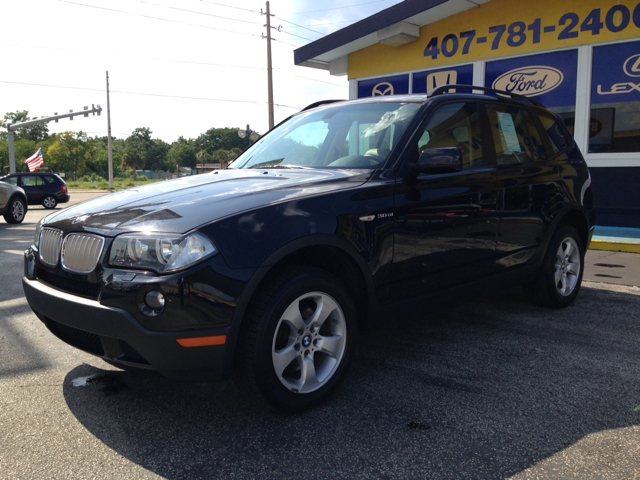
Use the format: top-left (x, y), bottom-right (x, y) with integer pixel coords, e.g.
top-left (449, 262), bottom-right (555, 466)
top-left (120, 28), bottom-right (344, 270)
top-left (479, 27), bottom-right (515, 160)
top-left (2, 176), bottom-right (18, 186)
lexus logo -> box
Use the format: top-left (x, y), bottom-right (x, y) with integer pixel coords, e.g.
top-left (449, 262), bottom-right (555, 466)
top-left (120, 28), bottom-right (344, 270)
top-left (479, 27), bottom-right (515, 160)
top-left (597, 52), bottom-right (640, 95)
top-left (372, 82), bottom-right (394, 96)
top-left (623, 53), bottom-right (640, 77)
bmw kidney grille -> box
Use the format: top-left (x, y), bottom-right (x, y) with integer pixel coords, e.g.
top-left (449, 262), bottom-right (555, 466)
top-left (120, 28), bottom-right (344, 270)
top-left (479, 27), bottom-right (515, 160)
top-left (39, 228), bottom-right (63, 267)
top-left (61, 233), bottom-right (105, 274)
top-left (39, 229), bottom-right (104, 274)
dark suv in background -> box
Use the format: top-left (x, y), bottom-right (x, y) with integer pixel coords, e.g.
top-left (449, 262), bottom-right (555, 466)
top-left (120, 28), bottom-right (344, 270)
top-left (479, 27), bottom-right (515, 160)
top-left (22, 86), bottom-right (594, 412)
top-left (0, 172), bottom-right (69, 209)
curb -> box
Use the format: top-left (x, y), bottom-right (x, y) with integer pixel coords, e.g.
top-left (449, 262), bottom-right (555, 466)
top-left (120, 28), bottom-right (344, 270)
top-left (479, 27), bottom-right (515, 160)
top-left (590, 240), bottom-right (640, 254)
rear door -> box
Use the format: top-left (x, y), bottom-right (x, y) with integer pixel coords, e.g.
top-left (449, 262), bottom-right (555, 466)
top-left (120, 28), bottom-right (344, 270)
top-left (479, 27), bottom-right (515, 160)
top-left (483, 102), bottom-right (562, 268)
top-left (18, 175), bottom-right (43, 204)
top-left (391, 100), bottom-right (500, 299)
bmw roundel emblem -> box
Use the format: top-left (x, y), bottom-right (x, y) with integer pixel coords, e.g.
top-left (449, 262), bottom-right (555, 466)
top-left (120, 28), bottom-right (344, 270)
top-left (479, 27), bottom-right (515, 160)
top-left (302, 335), bottom-right (311, 347)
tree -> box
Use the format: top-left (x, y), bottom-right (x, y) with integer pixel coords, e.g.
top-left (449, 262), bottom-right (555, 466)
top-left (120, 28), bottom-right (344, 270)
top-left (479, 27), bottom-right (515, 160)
top-left (167, 143), bottom-right (197, 170)
top-left (88, 149), bottom-right (123, 175)
top-left (45, 132), bottom-right (93, 175)
top-left (0, 111), bottom-right (49, 142)
top-left (194, 127), bottom-right (252, 155)
top-left (122, 148), bottom-right (145, 180)
top-left (196, 149), bottom-right (210, 170)
top-left (125, 128), bottom-right (168, 171)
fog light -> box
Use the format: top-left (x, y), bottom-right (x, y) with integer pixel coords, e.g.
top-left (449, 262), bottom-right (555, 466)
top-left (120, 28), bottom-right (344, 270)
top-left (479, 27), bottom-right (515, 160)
top-left (145, 291), bottom-right (165, 310)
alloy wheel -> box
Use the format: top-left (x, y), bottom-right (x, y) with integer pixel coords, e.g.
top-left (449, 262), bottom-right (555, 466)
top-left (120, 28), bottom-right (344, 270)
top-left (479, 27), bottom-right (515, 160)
top-left (271, 291), bottom-right (347, 394)
top-left (11, 200), bottom-right (25, 222)
top-left (554, 237), bottom-right (581, 296)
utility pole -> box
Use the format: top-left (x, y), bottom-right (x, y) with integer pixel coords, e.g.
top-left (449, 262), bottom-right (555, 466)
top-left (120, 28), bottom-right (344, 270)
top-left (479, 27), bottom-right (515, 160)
top-left (106, 71), bottom-right (114, 191)
top-left (265, 1), bottom-right (274, 130)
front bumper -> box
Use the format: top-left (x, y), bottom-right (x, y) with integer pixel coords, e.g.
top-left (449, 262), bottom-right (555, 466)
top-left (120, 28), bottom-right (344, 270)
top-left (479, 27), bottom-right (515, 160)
top-left (23, 277), bottom-right (233, 381)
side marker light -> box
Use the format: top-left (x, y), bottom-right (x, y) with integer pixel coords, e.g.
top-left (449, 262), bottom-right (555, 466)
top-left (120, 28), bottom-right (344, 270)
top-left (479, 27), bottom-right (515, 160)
top-left (176, 335), bottom-right (227, 347)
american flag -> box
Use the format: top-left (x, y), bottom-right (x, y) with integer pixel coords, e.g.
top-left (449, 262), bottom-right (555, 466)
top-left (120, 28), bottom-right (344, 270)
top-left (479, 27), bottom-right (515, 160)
top-left (24, 148), bottom-right (44, 172)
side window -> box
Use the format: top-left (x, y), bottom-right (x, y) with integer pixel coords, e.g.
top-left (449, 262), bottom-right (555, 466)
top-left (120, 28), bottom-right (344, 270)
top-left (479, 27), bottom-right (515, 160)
top-left (538, 113), bottom-right (569, 154)
top-left (418, 102), bottom-right (483, 169)
top-left (3, 176), bottom-right (18, 186)
top-left (43, 175), bottom-right (56, 184)
top-left (485, 104), bottom-right (547, 164)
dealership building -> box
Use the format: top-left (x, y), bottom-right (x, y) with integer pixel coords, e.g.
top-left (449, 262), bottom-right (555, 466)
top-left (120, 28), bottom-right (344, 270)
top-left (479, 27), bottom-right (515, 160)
top-left (294, 0), bottom-right (640, 228)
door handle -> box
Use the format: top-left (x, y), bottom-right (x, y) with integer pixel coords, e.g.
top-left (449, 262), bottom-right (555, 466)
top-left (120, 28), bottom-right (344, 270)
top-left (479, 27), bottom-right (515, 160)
top-left (479, 198), bottom-right (497, 206)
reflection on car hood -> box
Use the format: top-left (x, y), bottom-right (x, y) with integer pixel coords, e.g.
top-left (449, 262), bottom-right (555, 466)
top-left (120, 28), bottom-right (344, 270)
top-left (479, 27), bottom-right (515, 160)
top-left (41, 168), bottom-right (371, 236)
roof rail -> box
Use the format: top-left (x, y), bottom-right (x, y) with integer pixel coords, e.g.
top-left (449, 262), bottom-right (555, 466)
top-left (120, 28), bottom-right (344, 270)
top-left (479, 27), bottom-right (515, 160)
top-left (427, 84), bottom-right (545, 108)
top-left (300, 99), bottom-right (345, 112)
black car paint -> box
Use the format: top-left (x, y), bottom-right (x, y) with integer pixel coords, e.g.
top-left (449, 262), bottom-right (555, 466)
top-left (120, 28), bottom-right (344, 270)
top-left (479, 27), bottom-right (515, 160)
top-left (1, 173), bottom-right (69, 206)
top-left (22, 94), bottom-right (594, 382)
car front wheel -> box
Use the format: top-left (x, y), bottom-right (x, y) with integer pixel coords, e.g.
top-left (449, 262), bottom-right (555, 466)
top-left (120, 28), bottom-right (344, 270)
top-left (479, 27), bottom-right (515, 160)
top-left (527, 225), bottom-right (584, 308)
top-left (3, 197), bottom-right (26, 224)
top-left (42, 195), bottom-right (57, 209)
top-left (234, 267), bottom-right (356, 412)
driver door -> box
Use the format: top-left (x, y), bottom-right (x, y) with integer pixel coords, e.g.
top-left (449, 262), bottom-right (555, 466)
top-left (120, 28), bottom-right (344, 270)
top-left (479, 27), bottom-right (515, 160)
top-left (391, 101), bottom-right (500, 299)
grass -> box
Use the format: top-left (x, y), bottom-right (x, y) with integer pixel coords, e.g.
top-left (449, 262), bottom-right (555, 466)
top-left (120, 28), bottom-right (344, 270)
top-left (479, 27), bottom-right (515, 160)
top-left (66, 178), bottom-right (164, 190)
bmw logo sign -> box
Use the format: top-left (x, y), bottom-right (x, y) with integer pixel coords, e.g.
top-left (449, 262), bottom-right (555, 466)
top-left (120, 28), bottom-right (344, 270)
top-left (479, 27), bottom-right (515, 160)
top-left (302, 335), bottom-right (311, 347)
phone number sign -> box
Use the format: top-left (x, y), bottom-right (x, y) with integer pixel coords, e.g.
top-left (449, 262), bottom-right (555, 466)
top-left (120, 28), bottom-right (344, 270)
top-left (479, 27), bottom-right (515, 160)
top-left (348, 0), bottom-right (640, 79)
top-left (423, 3), bottom-right (640, 62)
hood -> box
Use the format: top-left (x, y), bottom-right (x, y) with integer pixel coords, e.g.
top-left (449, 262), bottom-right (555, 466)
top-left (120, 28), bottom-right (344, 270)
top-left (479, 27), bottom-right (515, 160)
top-left (42, 168), bottom-right (371, 236)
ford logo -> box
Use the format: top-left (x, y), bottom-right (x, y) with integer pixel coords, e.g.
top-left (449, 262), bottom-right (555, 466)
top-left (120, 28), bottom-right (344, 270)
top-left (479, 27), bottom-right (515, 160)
top-left (492, 66), bottom-right (563, 97)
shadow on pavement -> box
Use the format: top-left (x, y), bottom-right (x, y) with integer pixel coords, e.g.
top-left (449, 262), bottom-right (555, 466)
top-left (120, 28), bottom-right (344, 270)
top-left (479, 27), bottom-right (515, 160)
top-left (62, 286), bottom-right (640, 479)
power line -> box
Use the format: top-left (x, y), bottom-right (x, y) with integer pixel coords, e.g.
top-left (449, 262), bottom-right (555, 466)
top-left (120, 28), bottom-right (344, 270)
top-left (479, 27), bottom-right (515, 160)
top-left (273, 15), bottom-right (326, 37)
top-left (0, 42), bottom-right (266, 71)
top-left (285, 73), bottom-right (347, 88)
top-left (131, 0), bottom-right (261, 26)
top-left (0, 80), bottom-right (301, 110)
top-left (197, 0), bottom-right (260, 14)
top-left (278, 29), bottom-right (314, 42)
top-left (59, 1), bottom-right (260, 38)
top-left (290, 0), bottom-right (388, 14)
top-left (2, 43), bottom-right (349, 89)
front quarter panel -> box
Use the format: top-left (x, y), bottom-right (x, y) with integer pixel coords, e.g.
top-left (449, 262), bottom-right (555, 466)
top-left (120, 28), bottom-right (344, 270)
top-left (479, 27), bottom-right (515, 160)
top-left (201, 170), bottom-right (397, 285)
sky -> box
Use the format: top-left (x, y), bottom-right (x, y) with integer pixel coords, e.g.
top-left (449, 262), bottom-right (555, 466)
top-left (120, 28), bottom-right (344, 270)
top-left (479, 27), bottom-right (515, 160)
top-left (1, 0), bottom-right (403, 143)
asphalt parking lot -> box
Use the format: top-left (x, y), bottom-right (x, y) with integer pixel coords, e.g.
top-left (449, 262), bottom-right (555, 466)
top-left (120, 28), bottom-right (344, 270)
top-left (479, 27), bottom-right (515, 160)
top-left (1, 192), bottom-right (640, 479)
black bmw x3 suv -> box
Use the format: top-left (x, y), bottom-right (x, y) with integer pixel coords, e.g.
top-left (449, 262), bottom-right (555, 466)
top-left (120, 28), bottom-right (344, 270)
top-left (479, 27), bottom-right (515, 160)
top-left (23, 86), bottom-right (594, 411)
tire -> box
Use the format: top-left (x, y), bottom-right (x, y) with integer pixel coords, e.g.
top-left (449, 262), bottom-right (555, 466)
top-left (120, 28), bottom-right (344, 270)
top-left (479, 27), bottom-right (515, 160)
top-left (233, 266), bottom-right (357, 412)
top-left (3, 197), bottom-right (26, 224)
top-left (527, 225), bottom-right (584, 308)
top-left (42, 195), bottom-right (57, 209)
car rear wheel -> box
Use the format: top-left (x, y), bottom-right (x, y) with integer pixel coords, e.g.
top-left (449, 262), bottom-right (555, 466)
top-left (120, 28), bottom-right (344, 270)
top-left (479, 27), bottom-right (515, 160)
top-left (527, 225), bottom-right (584, 308)
top-left (234, 266), bottom-right (356, 412)
top-left (42, 195), bottom-right (57, 209)
top-left (3, 197), bottom-right (26, 224)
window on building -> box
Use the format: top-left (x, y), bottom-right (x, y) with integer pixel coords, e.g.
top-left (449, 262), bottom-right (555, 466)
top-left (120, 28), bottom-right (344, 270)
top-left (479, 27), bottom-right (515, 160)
top-left (590, 40), bottom-right (640, 154)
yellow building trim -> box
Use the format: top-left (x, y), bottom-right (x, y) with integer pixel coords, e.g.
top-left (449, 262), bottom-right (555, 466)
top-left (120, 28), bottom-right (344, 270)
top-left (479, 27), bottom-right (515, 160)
top-left (349, 0), bottom-right (640, 79)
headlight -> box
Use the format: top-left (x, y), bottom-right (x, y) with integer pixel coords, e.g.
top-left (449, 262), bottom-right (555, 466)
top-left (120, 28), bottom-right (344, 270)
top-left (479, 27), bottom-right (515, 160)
top-left (109, 232), bottom-right (217, 273)
top-left (34, 218), bottom-right (45, 247)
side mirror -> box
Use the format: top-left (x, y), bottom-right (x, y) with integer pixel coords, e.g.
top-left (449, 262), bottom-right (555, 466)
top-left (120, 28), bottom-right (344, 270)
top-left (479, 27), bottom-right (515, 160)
top-left (410, 147), bottom-right (463, 174)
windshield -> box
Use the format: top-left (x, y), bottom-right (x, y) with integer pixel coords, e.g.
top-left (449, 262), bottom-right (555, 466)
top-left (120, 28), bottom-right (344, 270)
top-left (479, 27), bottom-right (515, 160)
top-left (230, 102), bottom-right (421, 170)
